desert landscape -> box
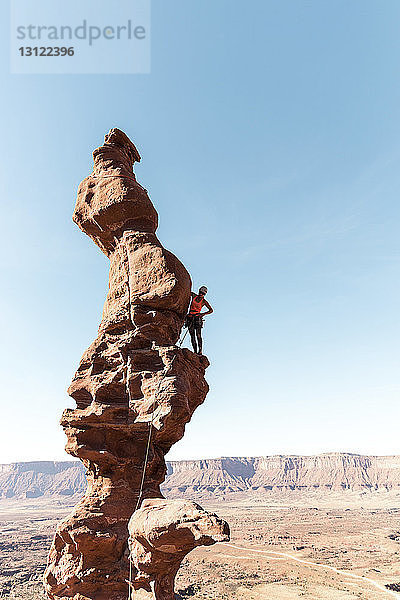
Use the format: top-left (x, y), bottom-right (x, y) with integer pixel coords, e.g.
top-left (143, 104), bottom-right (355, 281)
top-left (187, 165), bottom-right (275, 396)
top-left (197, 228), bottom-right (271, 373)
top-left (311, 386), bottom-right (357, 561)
top-left (1, 132), bottom-right (398, 600)
top-left (1, 455), bottom-right (400, 599)
top-left (3, 4), bottom-right (399, 600)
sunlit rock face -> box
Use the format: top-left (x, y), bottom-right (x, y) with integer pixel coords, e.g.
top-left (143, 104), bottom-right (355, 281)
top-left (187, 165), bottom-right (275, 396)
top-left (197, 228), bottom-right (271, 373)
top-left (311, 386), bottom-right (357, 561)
top-left (127, 499), bottom-right (230, 600)
top-left (43, 129), bottom-right (228, 600)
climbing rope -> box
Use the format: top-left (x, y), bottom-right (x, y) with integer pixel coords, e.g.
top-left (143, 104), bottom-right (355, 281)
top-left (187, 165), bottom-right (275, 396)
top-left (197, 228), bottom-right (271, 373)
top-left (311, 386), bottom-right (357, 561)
top-left (90, 215), bottom-right (133, 317)
top-left (90, 173), bottom-right (148, 194)
top-left (126, 350), bottom-right (182, 599)
top-left (134, 418), bottom-right (155, 511)
top-left (125, 354), bottom-right (133, 405)
top-left (91, 216), bottom-right (135, 409)
top-left (127, 327), bottom-right (188, 596)
top-left (89, 215), bottom-right (109, 255)
top-left (90, 213), bottom-right (188, 599)
top-left (92, 173), bottom-right (137, 182)
top-left (127, 554), bottom-right (133, 600)
top-left (126, 351), bottom-right (179, 599)
top-left (178, 325), bottom-right (189, 347)
top-left (133, 348), bottom-right (181, 512)
top-left (113, 234), bottom-right (132, 311)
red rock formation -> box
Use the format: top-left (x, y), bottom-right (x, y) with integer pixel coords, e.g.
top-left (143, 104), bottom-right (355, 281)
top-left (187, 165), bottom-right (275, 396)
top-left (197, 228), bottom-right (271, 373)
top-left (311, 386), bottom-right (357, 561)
top-left (44, 129), bottom-right (219, 600)
top-left (127, 499), bottom-right (229, 600)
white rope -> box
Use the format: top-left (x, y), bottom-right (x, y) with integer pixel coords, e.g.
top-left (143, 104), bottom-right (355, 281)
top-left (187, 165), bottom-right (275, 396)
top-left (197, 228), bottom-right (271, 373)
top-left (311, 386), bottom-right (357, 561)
top-left (131, 325), bottom-right (187, 513)
top-left (134, 419), bottom-right (155, 511)
top-left (90, 216), bottom-right (132, 324)
top-left (91, 218), bottom-right (134, 414)
top-left (90, 218), bottom-right (136, 599)
top-left (133, 355), bottom-right (176, 511)
top-left (126, 325), bottom-right (189, 598)
top-left (132, 326), bottom-right (188, 511)
top-left (128, 554), bottom-right (132, 600)
top-left (127, 359), bottom-right (174, 600)
top-left (113, 233), bottom-right (134, 328)
top-left (126, 354), bottom-right (133, 404)
top-left (89, 216), bottom-right (187, 598)
top-left (90, 215), bottom-right (108, 255)
top-left (178, 327), bottom-right (189, 347)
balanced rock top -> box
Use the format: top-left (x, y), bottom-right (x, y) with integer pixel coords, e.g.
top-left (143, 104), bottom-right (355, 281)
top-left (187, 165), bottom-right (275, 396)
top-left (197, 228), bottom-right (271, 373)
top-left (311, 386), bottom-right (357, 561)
top-left (73, 128), bottom-right (158, 255)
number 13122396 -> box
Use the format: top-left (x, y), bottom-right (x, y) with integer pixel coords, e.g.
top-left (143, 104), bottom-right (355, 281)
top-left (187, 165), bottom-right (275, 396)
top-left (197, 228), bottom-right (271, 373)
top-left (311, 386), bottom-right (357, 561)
top-left (19, 47), bottom-right (75, 56)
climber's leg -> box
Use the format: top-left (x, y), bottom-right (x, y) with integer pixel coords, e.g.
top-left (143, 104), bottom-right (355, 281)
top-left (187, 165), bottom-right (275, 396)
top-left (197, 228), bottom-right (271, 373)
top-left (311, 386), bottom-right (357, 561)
top-left (196, 329), bottom-right (203, 355)
top-left (187, 317), bottom-right (198, 354)
top-left (190, 330), bottom-right (198, 354)
top-left (195, 317), bottom-right (203, 355)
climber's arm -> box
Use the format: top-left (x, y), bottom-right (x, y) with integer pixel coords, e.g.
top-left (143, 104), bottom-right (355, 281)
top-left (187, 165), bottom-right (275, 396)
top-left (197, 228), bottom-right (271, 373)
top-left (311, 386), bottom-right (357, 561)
top-left (201, 299), bottom-right (213, 316)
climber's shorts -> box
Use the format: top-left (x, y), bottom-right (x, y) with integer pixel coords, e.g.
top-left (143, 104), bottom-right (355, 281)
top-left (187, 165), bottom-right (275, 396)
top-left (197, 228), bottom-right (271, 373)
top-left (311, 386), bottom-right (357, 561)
top-left (186, 314), bottom-right (203, 332)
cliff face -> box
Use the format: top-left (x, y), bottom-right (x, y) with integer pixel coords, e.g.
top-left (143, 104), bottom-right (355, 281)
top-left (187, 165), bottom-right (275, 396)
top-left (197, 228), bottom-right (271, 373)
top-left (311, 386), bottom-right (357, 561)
top-left (164, 454), bottom-right (400, 495)
top-left (44, 129), bottom-right (213, 600)
top-left (0, 462), bottom-right (85, 498)
top-left (2, 454), bottom-right (400, 500)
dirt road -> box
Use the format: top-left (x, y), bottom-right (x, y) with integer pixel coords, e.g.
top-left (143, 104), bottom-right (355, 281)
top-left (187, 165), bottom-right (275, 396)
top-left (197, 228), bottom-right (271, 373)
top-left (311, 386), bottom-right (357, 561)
top-left (221, 542), bottom-right (400, 599)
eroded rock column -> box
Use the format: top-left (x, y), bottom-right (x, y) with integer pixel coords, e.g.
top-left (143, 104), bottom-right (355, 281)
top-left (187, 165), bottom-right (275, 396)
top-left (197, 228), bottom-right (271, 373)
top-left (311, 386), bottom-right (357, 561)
top-left (44, 129), bottom-right (222, 600)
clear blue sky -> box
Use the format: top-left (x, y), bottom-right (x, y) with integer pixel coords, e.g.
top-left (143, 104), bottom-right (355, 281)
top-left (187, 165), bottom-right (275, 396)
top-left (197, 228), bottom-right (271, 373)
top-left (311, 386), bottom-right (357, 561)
top-left (1, 0), bottom-right (399, 462)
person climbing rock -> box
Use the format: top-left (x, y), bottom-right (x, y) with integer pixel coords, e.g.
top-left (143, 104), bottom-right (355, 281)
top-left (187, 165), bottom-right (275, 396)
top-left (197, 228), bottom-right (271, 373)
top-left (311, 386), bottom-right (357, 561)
top-left (186, 286), bottom-right (213, 355)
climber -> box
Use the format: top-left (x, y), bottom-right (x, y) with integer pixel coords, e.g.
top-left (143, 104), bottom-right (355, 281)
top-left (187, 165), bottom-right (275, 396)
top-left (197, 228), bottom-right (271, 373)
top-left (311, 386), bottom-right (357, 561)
top-left (185, 286), bottom-right (213, 355)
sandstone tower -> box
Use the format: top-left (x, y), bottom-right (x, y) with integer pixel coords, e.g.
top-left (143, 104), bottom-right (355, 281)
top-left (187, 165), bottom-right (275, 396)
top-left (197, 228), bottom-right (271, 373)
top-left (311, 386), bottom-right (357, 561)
top-left (44, 129), bottom-right (229, 600)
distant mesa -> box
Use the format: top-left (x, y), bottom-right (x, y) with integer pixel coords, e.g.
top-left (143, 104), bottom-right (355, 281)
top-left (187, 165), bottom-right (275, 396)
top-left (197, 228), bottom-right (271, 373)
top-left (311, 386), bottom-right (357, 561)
top-left (1, 453), bottom-right (400, 500)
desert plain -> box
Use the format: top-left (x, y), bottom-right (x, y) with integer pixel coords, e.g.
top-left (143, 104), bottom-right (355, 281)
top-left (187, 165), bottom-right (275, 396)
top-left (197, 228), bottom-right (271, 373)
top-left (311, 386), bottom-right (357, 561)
top-left (2, 492), bottom-right (400, 600)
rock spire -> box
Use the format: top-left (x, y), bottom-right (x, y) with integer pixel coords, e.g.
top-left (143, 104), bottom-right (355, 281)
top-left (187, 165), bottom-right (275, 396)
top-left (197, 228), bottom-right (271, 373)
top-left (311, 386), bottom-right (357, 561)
top-left (44, 129), bottom-right (229, 600)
